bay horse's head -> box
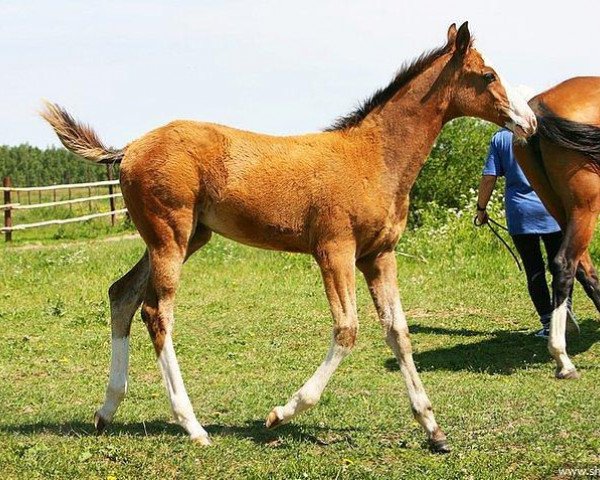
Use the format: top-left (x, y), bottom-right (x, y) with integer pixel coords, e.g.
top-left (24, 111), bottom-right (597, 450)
top-left (446, 22), bottom-right (537, 138)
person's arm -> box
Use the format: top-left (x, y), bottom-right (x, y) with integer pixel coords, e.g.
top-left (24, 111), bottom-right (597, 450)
top-left (476, 175), bottom-right (497, 224)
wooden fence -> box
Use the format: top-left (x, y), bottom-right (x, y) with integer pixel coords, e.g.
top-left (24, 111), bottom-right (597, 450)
top-left (1, 175), bottom-right (127, 242)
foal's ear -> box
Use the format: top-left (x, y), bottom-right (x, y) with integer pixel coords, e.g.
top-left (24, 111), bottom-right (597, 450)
top-left (447, 23), bottom-right (457, 44)
top-left (455, 21), bottom-right (471, 56)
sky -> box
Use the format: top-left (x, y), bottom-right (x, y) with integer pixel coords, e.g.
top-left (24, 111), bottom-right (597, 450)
top-left (1, 0), bottom-right (599, 148)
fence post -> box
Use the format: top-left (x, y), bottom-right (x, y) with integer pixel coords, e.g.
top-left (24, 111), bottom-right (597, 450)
top-left (3, 176), bottom-right (12, 242)
top-left (66, 173), bottom-right (72, 212)
top-left (107, 166), bottom-right (116, 227)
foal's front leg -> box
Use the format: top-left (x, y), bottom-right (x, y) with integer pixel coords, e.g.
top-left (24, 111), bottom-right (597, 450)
top-left (266, 245), bottom-right (357, 428)
top-left (357, 251), bottom-right (449, 453)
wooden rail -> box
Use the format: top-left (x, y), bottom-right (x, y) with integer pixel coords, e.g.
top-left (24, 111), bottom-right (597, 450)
top-left (6, 193), bottom-right (122, 211)
top-left (2, 175), bottom-right (127, 241)
top-left (3, 209), bottom-right (128, 232)
top-left (0, 179), bottom-right (119, 192)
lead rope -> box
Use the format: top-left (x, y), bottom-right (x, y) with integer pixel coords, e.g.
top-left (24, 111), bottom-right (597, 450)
top-left (474, 215), bottom-right (523, 271)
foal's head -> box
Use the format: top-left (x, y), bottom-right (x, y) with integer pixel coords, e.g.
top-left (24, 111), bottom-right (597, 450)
top-left (446, 22), bottom-right (537, 138)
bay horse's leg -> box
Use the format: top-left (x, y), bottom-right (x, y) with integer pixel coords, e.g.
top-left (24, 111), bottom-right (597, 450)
top-left (357, 251), bottom-right (448, 453)
top-left (548, 202), bottom-right (597, 379)
top-left (265, 245), bottom-right (357, 429)
top-left (540, 142), bottom-right (600, 379)
top-left (549, 209), bottom-right (597, 379)
top-left (576, 250), bottom-right (600, 313)
top-left (95, 252), bottom-right (150, 432)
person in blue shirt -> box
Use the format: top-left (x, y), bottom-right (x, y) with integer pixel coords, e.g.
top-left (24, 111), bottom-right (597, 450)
top-left (476, 129), bottom-right (577, 338)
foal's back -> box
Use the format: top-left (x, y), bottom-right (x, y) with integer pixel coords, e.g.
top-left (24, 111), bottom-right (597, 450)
top-left (119, 120), bottom-right (396, 253)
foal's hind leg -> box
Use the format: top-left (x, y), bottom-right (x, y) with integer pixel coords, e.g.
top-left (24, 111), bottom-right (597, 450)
top-left (266, 244), bottom-right (357, 428)
top-left (357, 251), bottom-right (448, 453)
top-left (140, 222), bottom-right (212, 444)
top-left (95, 252), bottom-right (149, 432)
top-left (95, 226), bottom-right (211, 434)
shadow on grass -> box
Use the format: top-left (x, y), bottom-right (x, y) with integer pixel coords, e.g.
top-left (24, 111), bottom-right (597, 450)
top-left (385, 318), bottom-right (600, 375)
top-left (205, 421), bottom-right (360, 446)
top-left (0, 419), bottom-right (360, 446)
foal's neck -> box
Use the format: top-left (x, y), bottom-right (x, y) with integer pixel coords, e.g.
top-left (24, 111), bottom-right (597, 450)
top-left (369, 55), bottom-right (455, 197)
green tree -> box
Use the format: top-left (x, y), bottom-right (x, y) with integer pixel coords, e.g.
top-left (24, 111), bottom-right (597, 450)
top-left (0, 144), bottom-right (116, 186)
top-left (410, 118), bottom-right (499, 225)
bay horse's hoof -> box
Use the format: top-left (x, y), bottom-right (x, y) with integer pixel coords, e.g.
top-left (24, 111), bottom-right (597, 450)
top-left (192, 435), bottom-right (212, 446)
top-left (265, 407), bottom-right (285, 429)
top-left (555, 368), bottom-right (580, 380)
top-left (429, 438), bottom-right (451, 454)
top-left (94, 411), bottom-right (108, 435)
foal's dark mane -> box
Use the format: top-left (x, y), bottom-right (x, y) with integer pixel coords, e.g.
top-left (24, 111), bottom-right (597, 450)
top-left (325, 42), bottom-right (452, 132)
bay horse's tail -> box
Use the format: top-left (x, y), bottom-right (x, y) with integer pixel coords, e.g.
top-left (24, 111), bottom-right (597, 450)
top-left (535, 102), bottom-right (600, 163)
top-left (40, 101), bottom-right (124, 164)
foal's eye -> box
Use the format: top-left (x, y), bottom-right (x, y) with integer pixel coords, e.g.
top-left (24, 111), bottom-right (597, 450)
top-left (483, 72), bottom-right (496, 84)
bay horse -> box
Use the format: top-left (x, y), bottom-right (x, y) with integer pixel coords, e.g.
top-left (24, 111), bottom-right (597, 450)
top-left (513, 77), bottom-right (600, 380)
top-left (42, 22), bottom-right (536, 453)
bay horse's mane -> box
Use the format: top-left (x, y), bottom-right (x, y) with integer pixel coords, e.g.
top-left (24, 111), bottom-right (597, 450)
top-left (535, 102), bottom-right (600, 163)
top-left (325, 42), bottom-right (453, 132)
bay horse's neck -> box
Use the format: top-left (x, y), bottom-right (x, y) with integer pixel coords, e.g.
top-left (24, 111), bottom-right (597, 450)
top-left (365, 55), bottom-right (454, 197)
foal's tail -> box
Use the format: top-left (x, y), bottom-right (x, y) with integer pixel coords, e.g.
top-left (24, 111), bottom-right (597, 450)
top-left (534, 102), bottom-right (600, 163)
top-left (40, 101), bottom-right (124, 164)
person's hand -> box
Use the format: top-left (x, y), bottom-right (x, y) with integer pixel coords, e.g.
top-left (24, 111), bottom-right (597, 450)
top-left (476, 208), bottom-right (489, 226)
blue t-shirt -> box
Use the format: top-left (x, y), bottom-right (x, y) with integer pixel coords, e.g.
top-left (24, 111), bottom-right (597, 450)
top-left (482, 129), bottom-right (560, 235)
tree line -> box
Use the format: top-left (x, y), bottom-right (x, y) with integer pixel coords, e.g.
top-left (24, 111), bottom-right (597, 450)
top-left (0, 144), bottom-right (116, 186)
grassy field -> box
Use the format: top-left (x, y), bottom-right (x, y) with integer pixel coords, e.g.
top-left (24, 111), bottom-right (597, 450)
top-left (1, 211), bottom-right (599, 479)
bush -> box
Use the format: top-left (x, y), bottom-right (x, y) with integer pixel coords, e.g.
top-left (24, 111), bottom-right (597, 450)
top-left (410, 118), bottom-right (500, 226)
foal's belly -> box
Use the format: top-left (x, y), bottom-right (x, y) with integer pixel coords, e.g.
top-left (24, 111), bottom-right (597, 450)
top-left (200, 204), bottom-right (310, 254)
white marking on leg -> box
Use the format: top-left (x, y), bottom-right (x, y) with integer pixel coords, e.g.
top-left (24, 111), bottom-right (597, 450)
top-left (548, 300), bottom-right (576, 375)
top-left (384, 297), bottom-right (439, 436)
top-left (157, 335), bottom-right (210, 442)
top-left (98, 336), bottom-right (129, 422)
top-left (272, 339), bottom-right (350, 424)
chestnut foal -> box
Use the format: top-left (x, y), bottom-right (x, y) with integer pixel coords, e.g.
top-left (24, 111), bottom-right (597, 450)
top-left (513, 77), bottom-right (600, 380)
top-left (42, 22), bottom-right (535, 452)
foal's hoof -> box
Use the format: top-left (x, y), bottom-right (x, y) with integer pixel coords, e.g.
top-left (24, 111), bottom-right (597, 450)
top-left (555, 368), bottom-right (580, 380)
top-left (94, 411), bottom-right (108, 435)
top-left (265, 407), bottom-right (285, 429)
top-left (429, 438), bottom-right (451, 454)
top-left (192, 435), bottom-right (212, 446)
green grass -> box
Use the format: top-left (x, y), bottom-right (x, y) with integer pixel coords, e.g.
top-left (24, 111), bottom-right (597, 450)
top-left (1, 210), bottom-right (599, 479)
